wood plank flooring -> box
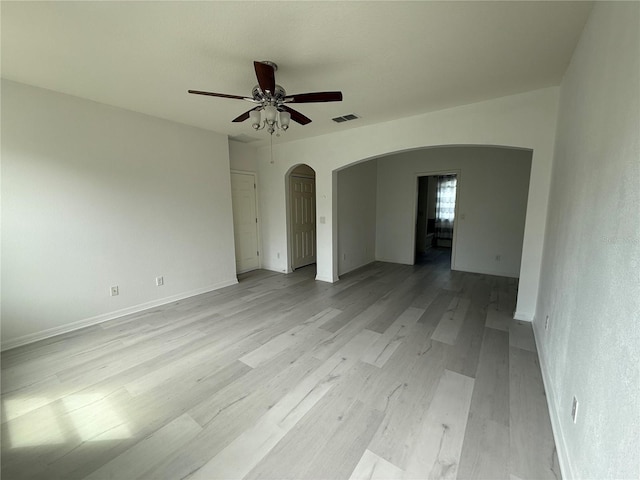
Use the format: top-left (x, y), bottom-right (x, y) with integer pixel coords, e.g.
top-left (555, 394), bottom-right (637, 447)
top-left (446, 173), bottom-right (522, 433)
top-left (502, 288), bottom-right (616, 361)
top-left (1, 250), bottom-right (560, 480)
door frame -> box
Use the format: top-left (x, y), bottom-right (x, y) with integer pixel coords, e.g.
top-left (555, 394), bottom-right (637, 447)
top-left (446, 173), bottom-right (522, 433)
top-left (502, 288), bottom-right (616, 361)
top-left (412, 169), bottom-right (461, 270)
top-left (231, 170), bottom-right (261, 273)
top-left (285, 165), bottom-right (316, 273)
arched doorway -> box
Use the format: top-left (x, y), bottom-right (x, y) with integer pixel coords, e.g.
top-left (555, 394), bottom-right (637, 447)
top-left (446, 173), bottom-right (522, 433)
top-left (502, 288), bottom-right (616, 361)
top-left (334, 145), bottom-right (532, 280)
top-left (286, 164), bottom-right (317, 271)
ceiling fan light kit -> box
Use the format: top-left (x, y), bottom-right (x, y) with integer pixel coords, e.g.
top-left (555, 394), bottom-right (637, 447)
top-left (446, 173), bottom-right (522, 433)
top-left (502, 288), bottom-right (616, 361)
top-left (251, 104), bottom-right (291, 135)
top-left (188, 60), bottom-right (343, 135)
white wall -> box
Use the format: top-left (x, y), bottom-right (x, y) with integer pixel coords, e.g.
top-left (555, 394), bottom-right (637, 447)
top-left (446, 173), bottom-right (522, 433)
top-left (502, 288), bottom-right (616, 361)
top-left (534, 4), bottom-right (640, 479)
top-left (337, 160), bottom-right (377, 275)
top-left (257, 87), bottom-right (559, 320)
top-left (376, 147), bottom-right (531, 278)
top-left (1, 81), bottom-right (237, 349)
top-left (229, 140), bottom-right (258, 172)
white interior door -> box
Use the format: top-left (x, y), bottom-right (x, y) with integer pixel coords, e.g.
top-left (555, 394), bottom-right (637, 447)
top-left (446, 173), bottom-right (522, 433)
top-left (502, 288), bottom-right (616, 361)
top-left (231, 172), bottom-right (259, 273)
top-left (290, 175), bottom-right (316, 269)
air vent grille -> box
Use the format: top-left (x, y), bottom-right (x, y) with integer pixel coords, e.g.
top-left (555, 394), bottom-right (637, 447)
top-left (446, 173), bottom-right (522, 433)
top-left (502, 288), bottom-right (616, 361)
top-left (332, 113), bottom-right (360, 123)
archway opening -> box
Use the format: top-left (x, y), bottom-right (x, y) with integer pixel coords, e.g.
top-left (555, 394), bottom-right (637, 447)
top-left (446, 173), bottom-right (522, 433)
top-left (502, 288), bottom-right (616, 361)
top-left (335, 145), bottom-right (532, 282)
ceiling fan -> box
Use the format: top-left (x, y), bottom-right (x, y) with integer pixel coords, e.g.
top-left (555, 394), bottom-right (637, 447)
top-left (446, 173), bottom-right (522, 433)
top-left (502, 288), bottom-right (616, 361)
top-left (188, 61), bottom-right (343, 134)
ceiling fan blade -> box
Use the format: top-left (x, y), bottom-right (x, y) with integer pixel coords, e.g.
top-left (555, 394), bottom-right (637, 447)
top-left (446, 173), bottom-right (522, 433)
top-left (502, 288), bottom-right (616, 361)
top-left (188, 90), bottom-right (252, 100)
top-left (232, 107), bottom-right (260, 123)
top-left (254, 61), bottom-right (276, 95)
top-left (284, 91), bottom-right (343, 103)
top-left (280, 105), bottom-right (312, 125)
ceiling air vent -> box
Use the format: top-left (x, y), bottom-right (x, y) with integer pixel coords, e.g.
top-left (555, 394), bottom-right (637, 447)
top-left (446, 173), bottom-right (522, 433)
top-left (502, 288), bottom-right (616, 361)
top-left (332, 114), bottom-right (360, 123)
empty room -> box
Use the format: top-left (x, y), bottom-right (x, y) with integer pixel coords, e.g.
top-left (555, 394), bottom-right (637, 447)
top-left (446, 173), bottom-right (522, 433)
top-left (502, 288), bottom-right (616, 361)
top-left (1, 2), bottom-right (638, 479)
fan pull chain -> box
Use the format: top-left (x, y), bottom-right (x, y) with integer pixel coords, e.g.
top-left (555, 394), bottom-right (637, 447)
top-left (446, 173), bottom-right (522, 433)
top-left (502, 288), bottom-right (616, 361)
top-left (270, 134), bottom-right (274, 164)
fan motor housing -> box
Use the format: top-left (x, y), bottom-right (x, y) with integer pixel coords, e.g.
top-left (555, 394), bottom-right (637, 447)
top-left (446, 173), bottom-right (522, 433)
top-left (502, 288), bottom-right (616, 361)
top-left (252, 84), bottom-right (286, 102)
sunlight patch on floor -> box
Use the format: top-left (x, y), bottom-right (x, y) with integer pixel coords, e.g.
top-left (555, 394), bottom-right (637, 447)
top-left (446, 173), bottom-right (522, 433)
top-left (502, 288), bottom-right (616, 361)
top-left (6, 403), bottom-right (65, 448)
top-left (3, 397), bottom-right (52, 422)
top-left (5, 394), bottom-right (131, 448)
top-left (63, 394), bottom-right (131, 441)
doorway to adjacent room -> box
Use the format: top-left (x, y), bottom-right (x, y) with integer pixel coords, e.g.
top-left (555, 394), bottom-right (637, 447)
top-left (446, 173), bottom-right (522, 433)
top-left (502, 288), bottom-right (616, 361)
top-left (415, 172), bottom-right (458, 264)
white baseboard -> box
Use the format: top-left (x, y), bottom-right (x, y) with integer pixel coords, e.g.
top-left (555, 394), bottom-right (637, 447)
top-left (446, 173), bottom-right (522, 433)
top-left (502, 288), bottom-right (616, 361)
top-left (315, 274), bottom-right (338, 283)
top-left (514, 311), bottom-right (534, 322)
top-left (533, 326), bottom-right (575, 480)
top-left (338, 260), bottom-right (375, 277)
top-left (375, 257), bottom-right (413, 266)
top-left (451, 264), bottom-right (520, 279)
top-left (1, 278), bottom-right (238, 352)
top-left (261, 265), bottom-right (289, 274)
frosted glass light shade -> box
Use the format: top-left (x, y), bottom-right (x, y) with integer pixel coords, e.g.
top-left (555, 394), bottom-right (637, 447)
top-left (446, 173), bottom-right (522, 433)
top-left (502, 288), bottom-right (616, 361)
top-left (265, 105), bottom-right (278, 124)
top-left (249, 110), bottom-right (261, 127)
top-left (279, 111), bottom-right (291, 129)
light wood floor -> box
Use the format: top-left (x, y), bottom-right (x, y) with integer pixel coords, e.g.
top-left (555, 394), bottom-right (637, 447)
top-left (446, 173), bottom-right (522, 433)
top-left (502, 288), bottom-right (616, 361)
top-left (1, 250), bottom-right (560, 480)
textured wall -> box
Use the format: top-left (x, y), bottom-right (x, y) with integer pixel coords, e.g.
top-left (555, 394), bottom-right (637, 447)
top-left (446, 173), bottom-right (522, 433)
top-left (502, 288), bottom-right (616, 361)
top-left (534, 3), bottom-right (640, 478)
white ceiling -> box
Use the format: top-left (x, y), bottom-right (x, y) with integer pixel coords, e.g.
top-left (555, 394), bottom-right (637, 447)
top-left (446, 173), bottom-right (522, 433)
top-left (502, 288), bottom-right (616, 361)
top-left (1, 1), bottom-right (592, 145)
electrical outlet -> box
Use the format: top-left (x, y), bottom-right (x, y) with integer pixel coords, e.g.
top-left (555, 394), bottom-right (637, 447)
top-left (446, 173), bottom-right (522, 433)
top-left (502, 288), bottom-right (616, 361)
top-left (277, 252), bottom-right (280, 259)
top-left (110, 285), bottom-right (119, 296)
top-left (156, 276), bottom-right (164, 286)
top-left (571, 396), bottom-right (579, 423)
top-left (343, 253), bottom-right (346, 260)
top-left (545, 315), bottom-right (550, 330)
top-left (495, 254), bottom-right (502, 261)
